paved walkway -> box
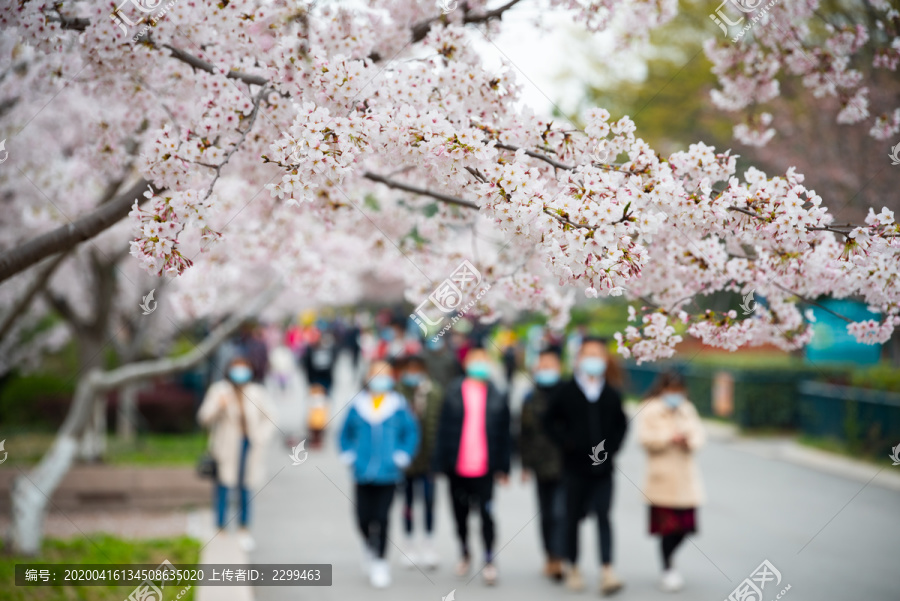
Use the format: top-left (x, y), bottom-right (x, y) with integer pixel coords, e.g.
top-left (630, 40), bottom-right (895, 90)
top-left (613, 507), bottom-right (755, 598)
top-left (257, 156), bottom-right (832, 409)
top-left (247, 352), bottom-right (900, 601)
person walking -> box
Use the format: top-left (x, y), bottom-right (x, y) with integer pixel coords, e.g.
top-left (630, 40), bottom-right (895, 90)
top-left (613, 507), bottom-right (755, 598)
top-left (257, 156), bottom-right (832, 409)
top-left (637, 372), bottom-right (705, 592)
top-left (421, 336), bottom-right (463, 391)
top-left (338, 360), bottom-right (420, 589)
top-left (197, 356), bottom-right (277, 552)
top-left (396, 355), bottom-right (444, 570)
top-left (518, 346), bottom-right (566, 582)
top-left (545, 337), bottom-right (628, 596)
top-left (302, 331), bottom-right (337, 394)
top-left (433, 346), bottom-right (511, 586)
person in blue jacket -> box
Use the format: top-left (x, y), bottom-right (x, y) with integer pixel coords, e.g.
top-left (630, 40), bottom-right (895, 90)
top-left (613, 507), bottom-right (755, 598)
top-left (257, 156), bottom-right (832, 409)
top-left (339, 359), bottom-right (420, 589)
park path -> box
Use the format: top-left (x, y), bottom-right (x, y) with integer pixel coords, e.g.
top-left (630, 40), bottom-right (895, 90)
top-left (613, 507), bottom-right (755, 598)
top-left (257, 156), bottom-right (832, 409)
top-left (248, 352), bottom-right (900, 601)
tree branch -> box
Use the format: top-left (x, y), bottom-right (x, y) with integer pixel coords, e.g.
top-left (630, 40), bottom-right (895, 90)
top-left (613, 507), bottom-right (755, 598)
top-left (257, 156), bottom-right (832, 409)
top-left (0, 252), bottom-right (68, 344)
top-left (98, 281), bottom-right (282, 390)
top-left (496, 142), bottom-right (574, 170)
top-left (158, 43), bottom-right (269, 87)
top-left (42, 290), bottom-right (88, 334)
top-left (411, 0), bottom-right (526, 43)
top-left (363, 171), bottom-right (480, 210)
top-left (0, 179), bottom-right (158, 283)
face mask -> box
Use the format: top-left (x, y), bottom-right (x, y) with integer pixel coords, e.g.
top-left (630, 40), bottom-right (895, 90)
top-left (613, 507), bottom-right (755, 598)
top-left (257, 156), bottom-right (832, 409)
top-left (402, 373), bottom-right (424, 387)
top-left (662, 392), bottom-right (684, 408)
top-left (426, 337), bottom-right (445, 350)
top-left (228, 365), bottom-right (253, 384)
top-left (465, 361), bottom-right (491, 380)
top-left (380, 328), bottom-right (395, 342)
top-left (534, 369), bottom-right (561, 387)
top-left (579, 357), bottom-right (607, 377)
top-left (369, 375), bottom-right (394, 392)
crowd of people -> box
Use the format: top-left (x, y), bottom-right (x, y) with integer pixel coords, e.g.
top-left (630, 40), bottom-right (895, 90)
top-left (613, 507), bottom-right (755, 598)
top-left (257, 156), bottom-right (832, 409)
top-left (195, 310), bottom-right (707, 596)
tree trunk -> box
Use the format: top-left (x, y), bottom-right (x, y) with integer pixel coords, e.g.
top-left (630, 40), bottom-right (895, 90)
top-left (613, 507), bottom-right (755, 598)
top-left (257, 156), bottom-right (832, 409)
top-left (117, 382), bottom-right (139, 441)
top-left (76, 335), bottom-right (107, 462)
top-left (78, 395), bottom-right (107, 461)
top-left (7, 282), bottom-right (281, 555)
top-left (9, 374), bottom-right (97, 554)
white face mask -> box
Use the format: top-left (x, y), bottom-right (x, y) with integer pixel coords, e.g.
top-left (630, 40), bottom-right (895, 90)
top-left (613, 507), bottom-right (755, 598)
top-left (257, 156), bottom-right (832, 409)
top-left (662, 392), bottom-right (684, 408)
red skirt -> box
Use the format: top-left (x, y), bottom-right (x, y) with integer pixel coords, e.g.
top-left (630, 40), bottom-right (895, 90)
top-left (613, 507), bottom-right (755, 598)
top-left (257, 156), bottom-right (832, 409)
top-left (649, 506), bottom-right (697, 536)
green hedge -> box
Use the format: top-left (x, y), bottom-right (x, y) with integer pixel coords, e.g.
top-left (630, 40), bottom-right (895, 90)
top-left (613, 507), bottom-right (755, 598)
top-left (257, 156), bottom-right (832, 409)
top-left (0, 372), bottom-right (74, 429)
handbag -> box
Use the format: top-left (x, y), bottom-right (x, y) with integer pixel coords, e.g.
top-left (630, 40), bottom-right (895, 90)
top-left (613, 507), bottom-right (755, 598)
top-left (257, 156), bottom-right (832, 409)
top-left (197, 450), bottom-right (217, 479)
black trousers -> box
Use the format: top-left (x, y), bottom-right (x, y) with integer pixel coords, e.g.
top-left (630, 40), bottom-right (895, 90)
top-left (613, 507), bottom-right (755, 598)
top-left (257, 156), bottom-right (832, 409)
top-left (355, 483), bottom-right (395, 559)
top-left (536, 478), bottom-right (565, 558)
top-left (448, 474), bottom-right (495, 558)
top-left (563, 471), bottom-right (614, 565)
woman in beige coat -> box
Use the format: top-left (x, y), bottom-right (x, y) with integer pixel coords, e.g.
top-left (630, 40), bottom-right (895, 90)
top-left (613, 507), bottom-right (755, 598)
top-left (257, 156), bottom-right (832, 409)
top-left (638, 372), bottom-right (705, 593)
top-left (198, 356), bottom-right (277, 551)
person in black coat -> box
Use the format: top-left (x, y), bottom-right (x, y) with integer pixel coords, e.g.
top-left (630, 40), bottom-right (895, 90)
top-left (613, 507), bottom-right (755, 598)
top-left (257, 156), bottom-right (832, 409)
top-left (433, 346), bottom-right (510, 586)
top-left (544, 336), bottom-right (628, 596)
top-left (518, 346), bottom-right (566, 581)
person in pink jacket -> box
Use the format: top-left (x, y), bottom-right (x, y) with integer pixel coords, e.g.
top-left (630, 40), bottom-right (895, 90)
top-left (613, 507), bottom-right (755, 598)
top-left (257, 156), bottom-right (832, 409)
top-left (637, 372), bottom-right (705, 593)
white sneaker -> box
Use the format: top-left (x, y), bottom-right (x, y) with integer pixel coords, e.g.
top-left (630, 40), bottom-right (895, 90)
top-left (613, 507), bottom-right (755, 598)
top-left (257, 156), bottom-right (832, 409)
top-left (660, 569), bottom-right (685, 592)
top-left (420, 536), bottom-right (439, 570)
top-left (400, 537), bottom-right (419, 569)
top-left (237, 531), bottom-right (255, 553)
top-left (370, 559), bottom-right (391, 588)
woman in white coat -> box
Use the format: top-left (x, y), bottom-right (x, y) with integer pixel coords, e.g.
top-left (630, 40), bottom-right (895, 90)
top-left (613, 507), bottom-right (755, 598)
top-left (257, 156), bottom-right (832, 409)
top-left (638, 372), bottom-right (705, 593)
top-left (198, 356), bottom-right (277, 551)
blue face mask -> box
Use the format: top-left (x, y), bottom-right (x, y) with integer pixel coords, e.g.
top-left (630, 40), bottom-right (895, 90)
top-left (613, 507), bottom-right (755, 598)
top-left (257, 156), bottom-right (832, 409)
top-left (369, 375), bottom-right (394, 392)
top-left (534, 369), bottom-right (561, 387)
top-left (402, 373), bottom-right (424, 387)
top-left (579, 357), bottom-right (607, 377)
top-left (381, 328), bottom-right (395, 342)
top-left (426, 337), bottom-right (445, 350)
top-left (228, 365), bottom-right (253, 384)
top-left (662, 392), bottom-right (684, 408)
top-left (465, 361), bottom-right (491, 380)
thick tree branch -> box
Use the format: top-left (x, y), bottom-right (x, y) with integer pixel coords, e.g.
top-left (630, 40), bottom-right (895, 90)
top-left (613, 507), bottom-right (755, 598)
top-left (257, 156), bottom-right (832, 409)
top-left (0, 179), bottom-right (158, 283)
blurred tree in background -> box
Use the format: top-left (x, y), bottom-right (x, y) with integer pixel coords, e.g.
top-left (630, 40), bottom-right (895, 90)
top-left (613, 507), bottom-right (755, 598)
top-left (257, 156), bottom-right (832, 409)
top-left (572, 0), bottom-right (899, 222)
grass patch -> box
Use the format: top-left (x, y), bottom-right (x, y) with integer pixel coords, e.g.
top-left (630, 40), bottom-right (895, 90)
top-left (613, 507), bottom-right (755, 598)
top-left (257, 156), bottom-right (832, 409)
top-left (1, 433), bottom-right (207, 468)
top-left (0, 535), bottom-right (199, 601)
top-left (107, 434), bottom-right (207, 467)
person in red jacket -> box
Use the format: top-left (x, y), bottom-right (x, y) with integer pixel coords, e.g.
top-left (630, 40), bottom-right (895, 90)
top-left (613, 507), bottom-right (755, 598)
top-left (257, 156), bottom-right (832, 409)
top-left (433, 346), bottom-right (511, 586)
